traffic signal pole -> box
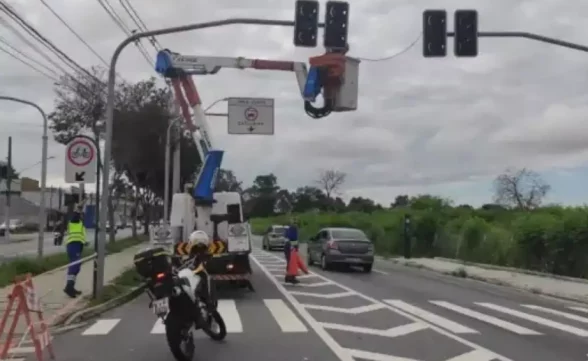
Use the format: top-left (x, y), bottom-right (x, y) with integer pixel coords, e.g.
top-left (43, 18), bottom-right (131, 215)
top-left (449, 31), bottom-right (588, 53)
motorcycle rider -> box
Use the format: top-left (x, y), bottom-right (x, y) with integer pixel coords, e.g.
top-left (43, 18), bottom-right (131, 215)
top-left (187, 230), bottom-right (213, 305)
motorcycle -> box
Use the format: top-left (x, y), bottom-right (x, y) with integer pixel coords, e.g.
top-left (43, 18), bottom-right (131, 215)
top-left (53, 232), bottom-right (63, 246)
top-left (133, 247), bottom-right (226, 361)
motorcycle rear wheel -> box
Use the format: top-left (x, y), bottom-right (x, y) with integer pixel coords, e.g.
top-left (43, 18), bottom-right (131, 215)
top-left (165, 313), bottom-right (195, 361)
top-left (202, 309), bottom-right (227, 341)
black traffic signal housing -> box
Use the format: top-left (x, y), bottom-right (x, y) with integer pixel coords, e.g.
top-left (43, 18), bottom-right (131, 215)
top-left (422, 10), bottom-right (447, 57)
top-left (454, 10), bottom-right (478, 57)
top-left (293, 0), bottom-right (319, 47)
top-left (323, 1), bottom-right (349, 50)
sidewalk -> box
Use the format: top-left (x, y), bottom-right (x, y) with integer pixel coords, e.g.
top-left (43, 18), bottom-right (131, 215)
top-left (376, 256), bottom-right (588, 303)
top-left (0, 242), bottom-right (146, 335)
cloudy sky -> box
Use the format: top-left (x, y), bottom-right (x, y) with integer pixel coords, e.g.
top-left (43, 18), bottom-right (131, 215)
top-left (2, 0), bottom-right (588, 207)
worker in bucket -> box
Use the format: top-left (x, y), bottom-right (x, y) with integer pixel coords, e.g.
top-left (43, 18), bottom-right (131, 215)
top-left (64, 208), bottom-right (88, 298)
top-left (284, 218), bottom-right (300, 284)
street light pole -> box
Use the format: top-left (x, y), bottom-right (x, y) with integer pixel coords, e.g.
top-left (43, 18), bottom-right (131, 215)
top-left (0, 96), bottom-right (49, 258)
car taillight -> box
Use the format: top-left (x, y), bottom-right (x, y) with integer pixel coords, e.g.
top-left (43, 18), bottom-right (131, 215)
top-left (327, 241), bottom-right (338, 249)
top-left (155, 272), bottom-right (166, 280)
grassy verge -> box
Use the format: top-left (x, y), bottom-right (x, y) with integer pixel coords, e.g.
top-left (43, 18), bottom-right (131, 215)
top-left (0, 235), bottom-right (147, 288)
top-left (87, 266), bottom-right (143, 306)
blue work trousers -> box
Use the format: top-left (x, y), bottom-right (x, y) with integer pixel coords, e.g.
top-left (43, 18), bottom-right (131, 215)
top-left (66, 242), bottom-right (84, 282)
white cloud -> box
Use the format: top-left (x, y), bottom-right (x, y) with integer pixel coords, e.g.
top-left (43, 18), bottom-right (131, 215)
top-left (2, 0), bottom-right (588, 206)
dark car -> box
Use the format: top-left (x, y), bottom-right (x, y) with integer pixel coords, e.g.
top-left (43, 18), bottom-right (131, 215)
top-left (307, 227), bottom-right (374, 272)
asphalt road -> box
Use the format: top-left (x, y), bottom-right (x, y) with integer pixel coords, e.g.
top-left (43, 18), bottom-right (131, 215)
top-left (27, 236), bottom-right (588, 361)
top-left (0, 228), bottom-right (133, 262)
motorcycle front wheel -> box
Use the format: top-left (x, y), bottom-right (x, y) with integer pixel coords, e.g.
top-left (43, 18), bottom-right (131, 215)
top-left (202, 309), bottom-right (227, 341)
top-left (165, 313), bottom-right (195, 361)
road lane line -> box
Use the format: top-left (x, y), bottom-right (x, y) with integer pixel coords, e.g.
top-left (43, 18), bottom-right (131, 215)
top-left (384, 300), bottom-right (478, 334)
top-left (81, 319), bottom-right (120, 335)
top-left (217, 299), bottom-right (243, 333)
top-left (252, 249), bottom-right (512, 361)
top-left (476, 303), bottom-right (588, 336)
top-left (522, 304), bottom-right (588, 324)
top-left (150, 318), bottom-right (165, 334)
top-left (431, 301), bottom-right (541, 335)
top-left (444, 349), bottom-right (499, 361)
top-left (264, 299), bottom-right (308, 332)
top-left (568, 306), bottom-right (588, 313)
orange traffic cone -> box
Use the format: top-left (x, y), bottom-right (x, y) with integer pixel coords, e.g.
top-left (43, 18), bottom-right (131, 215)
top-left (287, 248), bottom-right (309, 276)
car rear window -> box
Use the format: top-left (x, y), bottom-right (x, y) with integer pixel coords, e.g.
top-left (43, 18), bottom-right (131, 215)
top-left (272, 226), bottom-right (286, 235)
top-left (331, 229), bottom-right (368, 240)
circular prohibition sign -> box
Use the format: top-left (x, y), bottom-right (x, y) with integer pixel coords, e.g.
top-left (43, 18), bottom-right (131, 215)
top-left (67, 139), bottom-right (95, 167)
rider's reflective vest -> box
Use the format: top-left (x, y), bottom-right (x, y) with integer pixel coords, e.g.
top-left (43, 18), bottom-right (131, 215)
top-left (66, 222), bottom-right (86, 244)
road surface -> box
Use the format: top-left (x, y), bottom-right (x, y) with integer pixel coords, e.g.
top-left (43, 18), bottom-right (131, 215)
top-left (0, 228), bottom-right (132, 262)
top-left (24, 236), bottom-right (588, 361)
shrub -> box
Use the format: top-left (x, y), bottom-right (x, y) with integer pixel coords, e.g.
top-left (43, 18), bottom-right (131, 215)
top-left (251, 205), bottom-right (588, 278)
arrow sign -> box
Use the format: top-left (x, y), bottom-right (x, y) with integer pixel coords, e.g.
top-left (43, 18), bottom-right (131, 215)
top-left (248, 126), bottom-right (255, 132)
top-left (75, 172), bottom-right (85, 181)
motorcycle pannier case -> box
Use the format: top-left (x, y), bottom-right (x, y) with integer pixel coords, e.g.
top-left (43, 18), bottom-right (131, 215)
top-left (133, 247), bottom-right (172, 279)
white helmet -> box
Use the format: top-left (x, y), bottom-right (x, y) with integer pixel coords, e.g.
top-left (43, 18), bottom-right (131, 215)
top-left (188, 230), bottom-right (210, 247)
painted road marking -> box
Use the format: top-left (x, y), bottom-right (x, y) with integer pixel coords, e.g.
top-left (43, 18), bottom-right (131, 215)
top-left (384, 300), bottom-right (478, 334)
top-left (522, 304), bottom-right (588, 324)
top-left (151, 318), bottom-right (165, 334)
top-left (476, 303), bottom-right (588, 337)
top-left (568, 306), bottom-right (588, 314)
top-left (319, 321), bottom-right (428, 338)
top-left (217, 299), bottom-right (243, 333)
top-left (252, 249), bottom-right (512, 361)
top-left (303, 303), bottom-right (386, 314)
top-left (81, 319), bottom-right (120, 335)
top-left (264, 299), bottom-right (308, 332)
top-left (430, 301), bottom-right (541, 335)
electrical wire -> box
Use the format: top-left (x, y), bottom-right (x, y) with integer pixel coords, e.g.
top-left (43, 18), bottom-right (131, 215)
top-left (0, 0), bottom-right (99, 83)
top-left (119, 0), bottom-right (161, 52)
top-left (96, 0), bottom-right (153, 67)
top-left (0, 43), bottom-right (58, 81)
top-left (38, 0), bottom-right (110, 67)
top-left (0, 11), bottom-right (71, 77)
top-left (0, 34), bottom-right (59, 77)
top-left (354, 33), bottom-right (422, 62)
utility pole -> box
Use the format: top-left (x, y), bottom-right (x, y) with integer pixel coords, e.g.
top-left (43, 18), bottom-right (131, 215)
top-left (3, 137), bottom-right (12, 242)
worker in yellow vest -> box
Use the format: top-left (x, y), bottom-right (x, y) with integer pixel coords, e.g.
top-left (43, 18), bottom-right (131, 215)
top-left (64, 211), bottom-right (88, 298)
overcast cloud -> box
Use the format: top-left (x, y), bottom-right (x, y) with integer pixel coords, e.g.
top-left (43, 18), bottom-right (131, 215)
top-left (2, 0), bottom-right (588, 206)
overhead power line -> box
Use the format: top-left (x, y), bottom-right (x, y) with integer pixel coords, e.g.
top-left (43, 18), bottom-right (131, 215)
top-left (0, 0), bottom-right (100, 83)
top-left (96, 0), bottom-right (153, 66)
top-left (119, 0), bottom-right (161, 52)
top-left (0, 43), bottom-right (58, 81)
top-left (38, 0), bottom-right (110, 67)
top-left (0, 34), bottom-right (59, 77)
top-left (0, 11), bottom-right (71, 76)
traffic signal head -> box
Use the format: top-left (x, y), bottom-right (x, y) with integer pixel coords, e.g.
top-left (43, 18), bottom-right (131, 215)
top-left (324, 1), bottom-right (349, 50)
top-left (422, 10), bottom-right (447, 57)
top-left (454, 10), bottom-right (478, 57)
top-left (294, 0), bottom-right (319, 47)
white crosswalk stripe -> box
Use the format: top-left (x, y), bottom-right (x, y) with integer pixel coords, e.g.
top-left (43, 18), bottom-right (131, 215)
top-left (475, 302), bottom-right (588, 337)
top-left (430, 301), bottom-right (541, 335)
top-left (80, 298), bottom-right (308, 336)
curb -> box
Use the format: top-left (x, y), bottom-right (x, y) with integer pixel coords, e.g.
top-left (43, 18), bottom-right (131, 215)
top-left (394, 259), bottom-right (588, 305)
top-left (433, 257), bottom-right (588, 285)
top-left (60, 283), bottom-right (147, 326)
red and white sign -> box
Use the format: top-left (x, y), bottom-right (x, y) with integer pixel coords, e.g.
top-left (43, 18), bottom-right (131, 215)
top-left (244, 107), bottom-right (258, 121)
top-left (64, 136), bottom-right (98, 184)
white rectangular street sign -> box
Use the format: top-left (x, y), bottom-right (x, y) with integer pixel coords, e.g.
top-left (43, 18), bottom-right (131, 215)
top-left (227, 97), bottom-right (274, 135)
top-left (64, 136), bottom-right (98, 184)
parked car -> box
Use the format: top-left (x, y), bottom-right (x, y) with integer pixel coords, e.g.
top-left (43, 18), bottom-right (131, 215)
top-left (0, 219), bottom-right (23, 236)
top-left (307, 227), bottom-right (374, 272)
top-left (262, 225), bottom-right (288, 251)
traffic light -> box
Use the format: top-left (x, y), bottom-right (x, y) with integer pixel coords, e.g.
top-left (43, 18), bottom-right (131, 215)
top-left (454, 10), bottom-right (478, 57)
top-left (323, 1), bottom-right (349, 50)
top-left (293, 0), bottom-right (319, 47)
top-left (422, 10), bottom-right (447, 57)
